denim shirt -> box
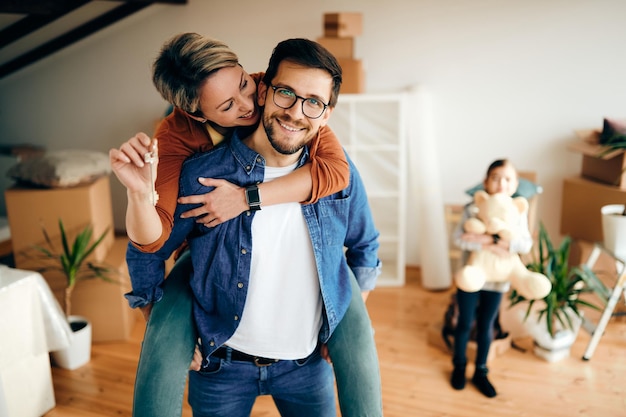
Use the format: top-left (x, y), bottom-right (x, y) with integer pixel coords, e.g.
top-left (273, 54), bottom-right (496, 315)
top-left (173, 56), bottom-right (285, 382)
top-left (125, 129), bottom-right (381, 355)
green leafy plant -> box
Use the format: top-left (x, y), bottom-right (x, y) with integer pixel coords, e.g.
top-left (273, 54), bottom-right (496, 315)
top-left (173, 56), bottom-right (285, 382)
top-left (600, 133), bottom-right (626, 154)
top-left (509, 223), bottom-right (601, 337)
top-left (33, 220), bottom-right (116, 318)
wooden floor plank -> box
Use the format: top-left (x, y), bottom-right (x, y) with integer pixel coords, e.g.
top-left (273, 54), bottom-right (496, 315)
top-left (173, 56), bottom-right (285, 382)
top-left (44, 267), bottom-right (626, 416)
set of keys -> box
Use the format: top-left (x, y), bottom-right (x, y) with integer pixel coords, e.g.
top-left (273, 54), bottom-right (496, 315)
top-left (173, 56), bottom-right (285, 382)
top-left (144, 143), bottom-right (159, 206)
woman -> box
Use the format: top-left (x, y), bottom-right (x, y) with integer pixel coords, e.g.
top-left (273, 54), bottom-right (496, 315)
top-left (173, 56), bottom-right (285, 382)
top-left (110, 33), bottom-right (382, 417)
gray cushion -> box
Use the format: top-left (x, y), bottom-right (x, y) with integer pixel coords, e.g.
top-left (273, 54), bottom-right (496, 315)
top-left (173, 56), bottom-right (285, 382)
top-left (465, 178), bottom-right (543, 200)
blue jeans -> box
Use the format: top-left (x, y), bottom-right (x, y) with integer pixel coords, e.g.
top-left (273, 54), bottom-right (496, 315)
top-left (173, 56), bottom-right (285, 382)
top-left (133, 250), bottom-right (197, 417)
top-left (188, 347), bottom-right (335, 417)
top-left (132, 252), bottom-right (382, 417)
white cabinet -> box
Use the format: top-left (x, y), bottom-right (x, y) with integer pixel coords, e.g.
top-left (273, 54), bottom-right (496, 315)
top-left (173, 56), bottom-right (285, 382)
top-left (328, 93), bottom-right (408, 286)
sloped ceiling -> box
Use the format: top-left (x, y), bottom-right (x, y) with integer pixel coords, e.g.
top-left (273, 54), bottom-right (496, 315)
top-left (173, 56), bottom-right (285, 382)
top-left (0, 0), bottom-right (186, 79)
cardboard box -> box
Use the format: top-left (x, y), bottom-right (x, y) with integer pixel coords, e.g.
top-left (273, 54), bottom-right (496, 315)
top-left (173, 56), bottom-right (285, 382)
top-left (5, 175), bottom-right (115, 263)
top-left (324, 12), bottom-right (363, 38)
top-left (569, 131), bottom-right (626, 189)
top-left (338, 58), bottom-right (365, 94)
top-left (17, 236), bottom-right (137, 342)
top-left (317, 36), bottom-right (354, 59)
top-left (560, 176), bottom-right (626, 243)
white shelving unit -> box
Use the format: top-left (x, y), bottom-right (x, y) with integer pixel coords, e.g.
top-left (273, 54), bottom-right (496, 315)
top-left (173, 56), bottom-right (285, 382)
top-left (328, 93), bottom-right (408, 286)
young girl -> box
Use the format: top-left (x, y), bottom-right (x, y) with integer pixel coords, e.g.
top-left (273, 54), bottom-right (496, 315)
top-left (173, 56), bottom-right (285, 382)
top-left (110, 33), bottom-right (381, 417)
top-left (450, 159), bottom-right (532, 398)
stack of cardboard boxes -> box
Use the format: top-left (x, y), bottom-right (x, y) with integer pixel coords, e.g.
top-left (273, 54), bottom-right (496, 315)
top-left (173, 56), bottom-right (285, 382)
top-left (4, 175), bottom-right (137, 342)
top-left (317, 12), bottom-right (365, 94)
top-left (561, 129), bottom-right (626, 245)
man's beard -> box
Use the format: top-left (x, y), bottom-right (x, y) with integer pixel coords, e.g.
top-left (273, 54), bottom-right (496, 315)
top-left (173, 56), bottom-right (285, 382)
top-left (263, 113), bottom-right (312, 155)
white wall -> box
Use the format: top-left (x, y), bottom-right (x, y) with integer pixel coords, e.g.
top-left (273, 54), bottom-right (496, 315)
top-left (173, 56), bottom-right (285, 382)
top-left (1, 0), bottom-right (625, 266)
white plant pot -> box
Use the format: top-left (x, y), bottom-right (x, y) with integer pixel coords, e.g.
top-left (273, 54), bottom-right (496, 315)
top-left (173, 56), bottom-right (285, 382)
top-left (50, 315), bottom-right (92, 370)
top-left (522, 308), bottom-right (582, 362)
top-left (601, 204), bottom-right (626, 260)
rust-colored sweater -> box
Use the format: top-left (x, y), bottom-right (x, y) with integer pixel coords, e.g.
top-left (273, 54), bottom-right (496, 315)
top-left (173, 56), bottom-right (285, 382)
top-left (135, 74), bottom-right (349, 253)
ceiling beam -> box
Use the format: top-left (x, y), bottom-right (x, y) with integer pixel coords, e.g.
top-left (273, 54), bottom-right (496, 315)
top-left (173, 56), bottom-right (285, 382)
top-left (0, 0), bottom-right (187, 79)
top-left (0, 2), bottom-right (150, 79)
top-left (0, 0), bottom-right (91, 49)
top-left (0, 0), bottom-right (91, 14)
top-left (0, 0), bottom-right (186, 14)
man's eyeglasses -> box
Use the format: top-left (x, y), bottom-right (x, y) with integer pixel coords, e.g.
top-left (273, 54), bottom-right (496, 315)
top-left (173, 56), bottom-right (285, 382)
top-left (269, 85), bottom-right (328, 119)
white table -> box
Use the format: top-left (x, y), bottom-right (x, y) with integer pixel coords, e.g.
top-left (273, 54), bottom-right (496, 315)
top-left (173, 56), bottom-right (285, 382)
top-left (0, 265), bottom-right (72, 417)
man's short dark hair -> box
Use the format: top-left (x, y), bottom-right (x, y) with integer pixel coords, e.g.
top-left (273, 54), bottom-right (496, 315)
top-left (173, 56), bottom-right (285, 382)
top-left (262, 38), bottom-right (342, 107)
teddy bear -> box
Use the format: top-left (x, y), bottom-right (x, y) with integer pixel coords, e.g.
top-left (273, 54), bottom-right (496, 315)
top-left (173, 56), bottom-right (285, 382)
top-left (454, 190), bottom-right (551, 300)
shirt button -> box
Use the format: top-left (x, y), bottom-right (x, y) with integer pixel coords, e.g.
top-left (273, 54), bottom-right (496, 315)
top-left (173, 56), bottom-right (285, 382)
top-left (256, 157), bottom-right (262, 163)
top-left (241, 248), bottom-right (247, 255)
top-left (234, 315), bottom-right (239, 321)
top-left (237, 282), bottom-right (244, 289)
top-left (209, 340), bottom-right (215, 347)
top-left (246, 165), bottom-right (251, 170)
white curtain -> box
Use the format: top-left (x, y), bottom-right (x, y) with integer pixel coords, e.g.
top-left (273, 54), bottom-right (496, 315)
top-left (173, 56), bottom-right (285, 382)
top-left (407, 86), bottom-right (452, 290)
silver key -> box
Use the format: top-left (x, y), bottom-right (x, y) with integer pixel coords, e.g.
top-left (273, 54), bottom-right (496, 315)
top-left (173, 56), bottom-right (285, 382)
top-left (144, 147), bottom-right (159, 206)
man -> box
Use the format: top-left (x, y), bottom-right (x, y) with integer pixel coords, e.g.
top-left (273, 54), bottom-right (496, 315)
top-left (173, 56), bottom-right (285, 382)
top-left (126, 38), bottom-right (381, 417)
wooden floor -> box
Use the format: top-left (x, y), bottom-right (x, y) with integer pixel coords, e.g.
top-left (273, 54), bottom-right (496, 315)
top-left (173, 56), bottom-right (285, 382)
top-left (44, 267), bottom-right (626, 417)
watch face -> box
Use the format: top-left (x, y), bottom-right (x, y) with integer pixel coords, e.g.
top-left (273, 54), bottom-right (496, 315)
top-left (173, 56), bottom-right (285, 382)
top-left (246, 186), bottom-right (261, 205)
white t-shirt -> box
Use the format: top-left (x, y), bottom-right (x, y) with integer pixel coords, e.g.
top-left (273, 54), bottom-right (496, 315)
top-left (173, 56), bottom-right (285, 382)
top-left (225, 163), bottom-right (322, 359)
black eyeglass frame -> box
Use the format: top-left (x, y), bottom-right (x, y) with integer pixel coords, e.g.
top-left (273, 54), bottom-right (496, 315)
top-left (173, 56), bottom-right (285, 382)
top-left (269, 85), bottom-right (329, 119)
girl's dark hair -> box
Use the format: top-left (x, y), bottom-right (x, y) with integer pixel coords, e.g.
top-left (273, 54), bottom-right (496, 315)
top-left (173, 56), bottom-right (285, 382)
top-left (486, 159), bottom-right (516, 178)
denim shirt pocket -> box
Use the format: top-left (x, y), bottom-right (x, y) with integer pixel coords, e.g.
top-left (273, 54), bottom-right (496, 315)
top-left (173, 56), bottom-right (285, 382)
top-left (318, 196), bottom-right (350, 246)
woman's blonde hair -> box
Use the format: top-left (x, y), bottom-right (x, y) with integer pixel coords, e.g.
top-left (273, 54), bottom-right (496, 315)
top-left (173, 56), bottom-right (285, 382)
top-left (152, 33), bottom-right (239, 115)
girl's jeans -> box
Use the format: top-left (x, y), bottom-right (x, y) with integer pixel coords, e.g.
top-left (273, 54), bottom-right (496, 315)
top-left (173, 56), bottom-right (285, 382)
top-left (132, 251), bottom-right (383, 417)
top-left (453, 288), bottom-right (503, 367)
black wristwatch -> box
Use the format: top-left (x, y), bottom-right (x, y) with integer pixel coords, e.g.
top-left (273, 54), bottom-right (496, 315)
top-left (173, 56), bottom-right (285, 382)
top-left (245, 184), bottom-right (262, 211)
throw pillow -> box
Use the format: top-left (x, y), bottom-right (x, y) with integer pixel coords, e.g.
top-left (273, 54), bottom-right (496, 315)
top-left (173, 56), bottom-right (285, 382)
top-left (465, 178), bottom-right (543, 200)
top-left (7, 149), bottom-right (111, 188)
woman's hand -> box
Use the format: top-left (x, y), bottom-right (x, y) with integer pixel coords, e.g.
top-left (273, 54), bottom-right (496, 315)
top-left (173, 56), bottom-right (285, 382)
top-left (189, 344), bottom-right (203, 371)
top-left (320, 344), bottom-right (332, 364)
top-left (109, 132), bottom-right (157, 197)
top-left (461, 232), bottom-right (492, 245)
top-left (178, 178), bottom-right (248, 227)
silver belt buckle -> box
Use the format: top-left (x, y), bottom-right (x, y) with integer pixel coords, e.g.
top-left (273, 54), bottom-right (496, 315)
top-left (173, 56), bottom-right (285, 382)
top-left (254, 357), bottom-right (278, 367)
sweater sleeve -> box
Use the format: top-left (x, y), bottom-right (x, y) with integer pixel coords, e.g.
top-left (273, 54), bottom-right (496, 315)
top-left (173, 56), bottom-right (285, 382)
top-left (452, 203), bottom-right (483, 253)
top-left (304, 125), bottom-right (350, 203)
top-left (130, 108), bottom-right (214, 253)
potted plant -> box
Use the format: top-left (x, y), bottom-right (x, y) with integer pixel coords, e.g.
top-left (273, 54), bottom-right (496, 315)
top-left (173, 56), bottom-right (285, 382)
top-left (597, 130), bottom-right (626, 259)
top-left (601, 204), bottom-right (626, 260)
top-left (32, 220), bottom-right (115, 369)
top-left (509, 223), bottom-right (601, 361)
